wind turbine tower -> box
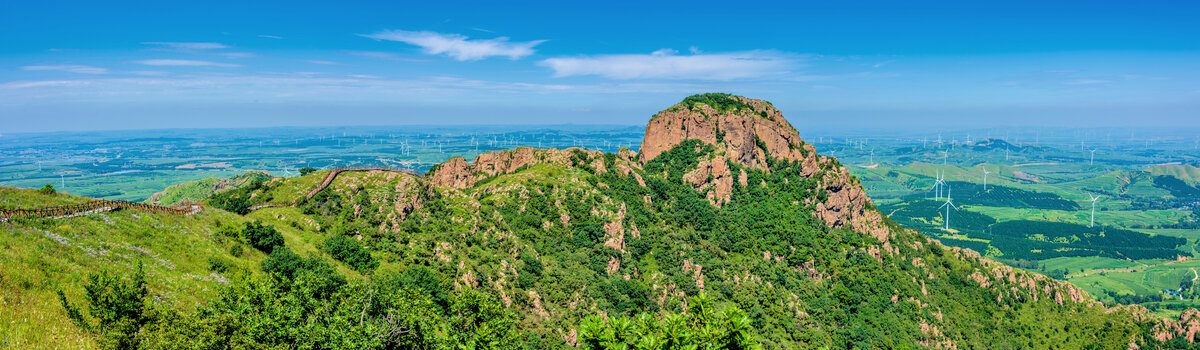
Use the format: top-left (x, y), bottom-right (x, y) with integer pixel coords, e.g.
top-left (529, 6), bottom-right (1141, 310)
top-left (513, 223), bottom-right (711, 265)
top-left (1088, 194), bottom-right (1102, 228)
top-left (939, 185), bottom-right (959, 230)
top-left (1089, 149), bottom-right (1097, 165)
top-left (982, 167), bottom-right (991, 191)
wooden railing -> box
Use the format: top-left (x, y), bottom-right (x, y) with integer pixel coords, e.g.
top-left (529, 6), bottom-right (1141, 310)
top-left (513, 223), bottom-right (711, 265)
top-left (305, 166), bottom-right (418, 199)
top-left (0, 199), bottom-right (202, 220)
top-left (0, 165), bottom-right (420, 220)
top-left (248, 202), bottom-right (293, 211)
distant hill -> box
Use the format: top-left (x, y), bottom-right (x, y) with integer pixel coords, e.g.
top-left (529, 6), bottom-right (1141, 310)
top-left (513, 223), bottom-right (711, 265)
top-left (1148, 164), bottom-right (1200, 184)
top-left (145, 170), bottom-right (273, 206)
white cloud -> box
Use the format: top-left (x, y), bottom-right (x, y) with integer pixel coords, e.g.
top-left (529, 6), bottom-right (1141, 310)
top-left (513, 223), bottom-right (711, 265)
top-left (539, 49), bottom-right (797, 80)
top-left (1063, 79), bottom-right (1110, 85)
top-left (304, 59), bottom-right (340, 65)
top-left (133, 59), bottom-right (241, 67)
top-left (1, 80), bottom-right (90, 88)
top-left (258, 35), bottom-right (283, 39)
top-left (220, 52), bottom-right (256, 59)
top-left (360, 30), bottom-right (545, 61)
top-left (141, 42), bottom-right (230, 50)
top-left (21, 65), bottom-right (109, 74)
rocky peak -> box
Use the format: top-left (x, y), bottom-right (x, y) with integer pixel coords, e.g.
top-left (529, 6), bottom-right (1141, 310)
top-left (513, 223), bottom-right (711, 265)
top-left (639, 93), bottom-right (808, 168)
top-left (639, 93), bottom-right (890, 243)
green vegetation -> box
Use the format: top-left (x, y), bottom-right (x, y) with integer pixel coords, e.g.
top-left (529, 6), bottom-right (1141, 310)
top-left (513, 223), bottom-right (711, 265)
top-left (243, 220), bottom-right (284, 252)
top-left (37, 183), bottom-right (56, 195)
top-left (676, 93), bottom-right (763, 118)
top-left (299, 167), bottom-right (317, 176)
top-left (324, 235), bottom-right (378, 273)
top-left (904, 181), bottom-right (1080, 210)
top-left (147, 171), bottom-right (274, 206)
top-left (579, 293), bottom-right (757, 349)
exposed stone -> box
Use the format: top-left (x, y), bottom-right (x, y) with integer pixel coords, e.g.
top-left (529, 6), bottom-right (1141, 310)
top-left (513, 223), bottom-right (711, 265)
top-left (427, 147), bottom-right (605, 189)
top-left (638, 95), bottom-right (891, 242)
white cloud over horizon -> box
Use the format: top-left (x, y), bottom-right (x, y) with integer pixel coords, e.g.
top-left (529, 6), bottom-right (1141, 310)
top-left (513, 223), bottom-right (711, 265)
top-left (21, 65), bottom-right (109, 74)
top-left (141, 42), bottom-right (230, 50)
top-left (360, 30), bottom-right (545, 61)
top-left (539, 49), bottom-right (798, 80)
top-left (133, 59), bottom-right (241, 67)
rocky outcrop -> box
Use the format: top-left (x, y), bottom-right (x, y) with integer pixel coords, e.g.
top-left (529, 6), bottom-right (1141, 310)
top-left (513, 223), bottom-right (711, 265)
top-left (427, 147), bottom-right (604, 189)
top-left (639, 94), bottom-right (890, 242)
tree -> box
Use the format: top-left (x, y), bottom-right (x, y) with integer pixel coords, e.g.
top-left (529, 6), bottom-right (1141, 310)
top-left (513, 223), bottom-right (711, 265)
top-left (57, 262), bottom-right (152, 349)
top-left (324, 235), bottom-right (378, 273)
top-left (300, 167), bottom-right (317, 176)
top-left (243, 221), bottom-right (284, 252)
top-left (38, 183), bottom-right (56, 195)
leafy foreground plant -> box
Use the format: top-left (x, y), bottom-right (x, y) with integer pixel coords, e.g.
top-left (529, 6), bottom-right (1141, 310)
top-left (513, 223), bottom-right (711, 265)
top-left (579, 293), bottom-right (758, 350)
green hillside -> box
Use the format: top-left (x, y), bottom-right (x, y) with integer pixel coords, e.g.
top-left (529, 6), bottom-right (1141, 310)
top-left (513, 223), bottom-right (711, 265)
top-left (3, 95), bottom-right (1198, 349)
top-left (145, 171), bottom-right (274, 206)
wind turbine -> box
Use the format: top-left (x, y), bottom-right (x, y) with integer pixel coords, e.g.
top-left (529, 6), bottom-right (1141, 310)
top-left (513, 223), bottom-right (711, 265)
top-left (982, 167), bottom-right (991, 191)
top-left (939, 185), bottom-right (959, 230)
top-left (1089, 149), bottom-right (1097, 165)
top-left (942, 151), bottom-right (949, 165)
top-left (1088, 194), bottom-right (1102, 228)
top-left (933, 169), bottom-right (947, 200)
top-left (869, 147), bottom-right (875, 164)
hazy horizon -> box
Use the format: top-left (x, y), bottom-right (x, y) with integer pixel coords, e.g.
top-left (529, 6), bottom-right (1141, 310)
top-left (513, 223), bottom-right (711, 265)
top-left (3, 1), bottom-right (1199, 133)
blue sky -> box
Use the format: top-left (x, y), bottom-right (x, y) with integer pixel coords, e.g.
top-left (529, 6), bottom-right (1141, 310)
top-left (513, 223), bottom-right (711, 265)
top-left (1, 0), bottom-right (1198, 133)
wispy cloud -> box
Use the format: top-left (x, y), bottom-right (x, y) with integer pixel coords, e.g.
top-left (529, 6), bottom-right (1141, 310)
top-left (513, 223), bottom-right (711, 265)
top-left (21, 65), bottom-right (109, 74)
top-left (304, 59), bottom-right (340, 65)
top-left (133, 59), bottom-right (240, 67)
top-left (220, 52), bottom-right (256, 59)
top-left (258, 35), bottom-right (283, 39)
top-left (360, 30), bottom-right (545, 61)
top-left (341, 50), bottom-right (425, 62)
top-left (540, 49), bottom-right (798, 80)
top-left (141, 42), bottom-right (230, 50)
top-left (1063, 79), bottom-right (1110, 85)
top-left (1, 80), bottom-right (90, 89)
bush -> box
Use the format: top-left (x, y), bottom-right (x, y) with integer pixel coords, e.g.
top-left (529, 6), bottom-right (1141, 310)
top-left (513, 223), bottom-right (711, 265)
top-left (324, 235), bottom-right (378, 273)
top-left (209, 190), bottom-right (251, 215)
top-left (261, 246), bottom-right (346, 298)
top-left (243, 221), bottom-right (284, 252)
top-left (228, 244), bottom-right (244, 258)
top-left (208, 257), bottom-right (231, 273)
top-left (300, 167), bottom-right (317, 176)
top-left (261, 246), bottom-right (305, 279)
top-left (57, 262), bottom-right (151, 349)
top-left (37, 183), bottom-right (56, 195)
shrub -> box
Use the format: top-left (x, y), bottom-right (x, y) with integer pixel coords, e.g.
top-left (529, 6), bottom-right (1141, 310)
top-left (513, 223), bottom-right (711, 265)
top-left (37, 183), bottom-right (56, 195)
top-left (243, 221), bottom-right (284, 252)
top-left (228, 244), bottom-right (244, 258)
top-left (324, 235), bottom-right (378, 273)
top-left (299, 167), bottom-right (317, 176)
top-left (208, 257), bottom-right (230, 273)
top-left (261, 246), bottom-right (304, 279)
top-left (261, 246), bottom-right (346, 298)
top-left (57, 262), bottom-right (151, 349)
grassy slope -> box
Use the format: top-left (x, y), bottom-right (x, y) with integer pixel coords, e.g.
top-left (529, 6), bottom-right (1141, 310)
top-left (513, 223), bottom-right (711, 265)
top-left (146, 171), bottom-right (273, 206)
top-left (1148, 164), bottom-right (1200, 184)
top-left (0, 186), bottom-right (347, 348)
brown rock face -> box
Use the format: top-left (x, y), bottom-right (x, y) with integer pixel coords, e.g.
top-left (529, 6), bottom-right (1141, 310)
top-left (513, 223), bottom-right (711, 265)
top-left (639, 94), bottom-right (890, 242)
top-left (426, 147), bottom-right (603, 189)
